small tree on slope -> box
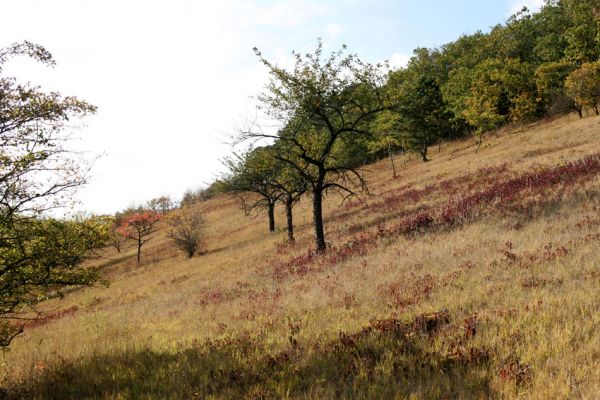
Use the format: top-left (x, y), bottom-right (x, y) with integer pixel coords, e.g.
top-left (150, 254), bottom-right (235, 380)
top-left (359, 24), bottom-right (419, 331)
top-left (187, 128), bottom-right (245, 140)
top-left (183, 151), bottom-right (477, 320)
top-left (117, 211), bottom-right (161, 264)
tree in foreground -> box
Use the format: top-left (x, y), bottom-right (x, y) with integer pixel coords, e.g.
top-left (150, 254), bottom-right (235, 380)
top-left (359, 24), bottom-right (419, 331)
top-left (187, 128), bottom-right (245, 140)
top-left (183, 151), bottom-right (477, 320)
top-left (166, 206), bottom-right (205, 257)
top-left (239, 40), bottom-right (388, 252)
top-left (117, 211), bottom-right (161, 264)
top-left (0, 42), bottom-right (100, 346)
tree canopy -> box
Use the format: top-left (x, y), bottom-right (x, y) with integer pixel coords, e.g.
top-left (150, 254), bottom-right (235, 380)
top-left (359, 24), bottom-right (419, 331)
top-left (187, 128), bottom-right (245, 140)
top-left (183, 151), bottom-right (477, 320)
top-left (0, 42), bottom-right (102, 346)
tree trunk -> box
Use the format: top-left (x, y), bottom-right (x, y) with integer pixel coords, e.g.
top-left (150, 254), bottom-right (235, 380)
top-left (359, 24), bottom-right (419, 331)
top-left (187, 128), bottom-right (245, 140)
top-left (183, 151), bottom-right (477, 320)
top-left (285, 196), bottom-right (294, 243)
top-left (594, 106), bottom-right (599, 116)
top-left (475, 134), bottom-right (482, 153)
top-left (137, 238), bottom-right (142, 264)
top-left (267, 202), bottom-right (275, 233)
top-left (312, 187), bottom-right (326, 252)
top-left (420, 147), bottom-right (429, 162)
top-left (388, 144), bottom-right (397, 178)
top-left (576, 105), bottom-right (583, 118)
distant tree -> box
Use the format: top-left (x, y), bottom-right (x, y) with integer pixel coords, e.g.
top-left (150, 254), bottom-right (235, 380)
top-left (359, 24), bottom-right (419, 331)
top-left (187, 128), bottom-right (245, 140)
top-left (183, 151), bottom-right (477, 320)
top-left (391, 73), bottom-right (452, 161)
top-left (0, 41), bottom-right (99, 346)
top-left (117, 211), bottom-right (161, 264)
top-left (565, 62), bottom-right (600, 116)
top-left (535, 61), bottom-right (578, 116)
top-left (369, 110), bottom-right (404, 178)
top-left (148, 196), bottom-right (173, 215)
top-left (239, 40), bottom-right (388, 252)
top-left (221, 148), bottom-right (283, 233)
top-left (562, 0), bottom-right (600, 63)
top-left (462, 59), bottom-right (536, 148)
top-left (166, 206), bottom-right (205, 257)
top-left (532, 1), bottom-right (570, 63)
top-left (181, 182), bottom-right (225, 207)
top-left (108, 214), bottom-right (125, 253)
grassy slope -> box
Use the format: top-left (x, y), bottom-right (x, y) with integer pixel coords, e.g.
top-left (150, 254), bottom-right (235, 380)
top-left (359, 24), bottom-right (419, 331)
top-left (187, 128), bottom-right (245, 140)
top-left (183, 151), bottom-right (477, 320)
top-left (4, 114), bottom-right (600, 399)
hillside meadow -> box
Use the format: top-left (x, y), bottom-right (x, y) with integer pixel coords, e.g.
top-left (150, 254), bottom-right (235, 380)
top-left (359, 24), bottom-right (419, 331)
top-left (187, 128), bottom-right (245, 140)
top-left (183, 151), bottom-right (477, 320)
top-left (4, 113), bottom-right (600, 399)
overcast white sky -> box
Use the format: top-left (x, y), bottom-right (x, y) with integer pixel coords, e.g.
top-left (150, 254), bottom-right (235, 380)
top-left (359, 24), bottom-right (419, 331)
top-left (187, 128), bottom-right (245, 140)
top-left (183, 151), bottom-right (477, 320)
top-left (0, 0), bottom-right (543, 214)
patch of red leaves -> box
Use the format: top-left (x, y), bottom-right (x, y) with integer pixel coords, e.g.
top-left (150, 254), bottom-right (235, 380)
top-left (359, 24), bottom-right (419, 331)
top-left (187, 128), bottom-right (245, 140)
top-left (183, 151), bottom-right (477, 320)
top-left (271, 153), bottom-right (600, 280)
top-left (24, 305), bottom-right (79, 330)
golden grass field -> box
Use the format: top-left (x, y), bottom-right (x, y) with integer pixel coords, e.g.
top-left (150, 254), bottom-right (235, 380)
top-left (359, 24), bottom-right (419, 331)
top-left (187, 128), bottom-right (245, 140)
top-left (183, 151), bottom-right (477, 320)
top-left (3, 113), bottom-right (600, 399)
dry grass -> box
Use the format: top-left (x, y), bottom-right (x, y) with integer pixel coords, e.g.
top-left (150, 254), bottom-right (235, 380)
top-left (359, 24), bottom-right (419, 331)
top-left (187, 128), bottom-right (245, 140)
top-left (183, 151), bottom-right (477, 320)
top-left (3, 113), bottom-right (600, 399)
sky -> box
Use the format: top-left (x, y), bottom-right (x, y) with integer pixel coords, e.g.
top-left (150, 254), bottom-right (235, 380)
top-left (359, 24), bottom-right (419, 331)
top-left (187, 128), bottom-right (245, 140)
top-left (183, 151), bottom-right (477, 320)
top-left (0, 0), bottom-right (544, 214)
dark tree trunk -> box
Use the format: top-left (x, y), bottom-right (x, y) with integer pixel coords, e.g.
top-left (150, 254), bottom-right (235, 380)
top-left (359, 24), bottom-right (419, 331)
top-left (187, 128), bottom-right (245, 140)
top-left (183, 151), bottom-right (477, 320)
top-left (420, 147), bottom-right (429, 162)
top-left (285, 196), bottom-right (294, 242)
top-left (575, 104), bottom-right (583, 118)
top-left (137, 238), bottom-right (142, 264)
top-left (267, 202), bottom-right (275, 233)
top-left (312, 186), bottom-right (326, 252)
top-left (594, 106), bottom-right (599, 116)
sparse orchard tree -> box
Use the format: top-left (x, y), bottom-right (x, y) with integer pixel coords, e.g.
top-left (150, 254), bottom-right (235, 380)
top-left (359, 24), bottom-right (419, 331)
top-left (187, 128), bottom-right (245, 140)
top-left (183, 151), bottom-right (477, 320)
top-left (0, 41), bottom-right (100, 346)
top-left (239, 40), bottom-right (389, 252)
top-left (267, 142), bottom-right (308, 242)
top-left (166, 206), bottom-right (205, 257)
top-left (221, 147), bottom-right (283, 233)
top-left (117, 211), bottom-right (161, 264)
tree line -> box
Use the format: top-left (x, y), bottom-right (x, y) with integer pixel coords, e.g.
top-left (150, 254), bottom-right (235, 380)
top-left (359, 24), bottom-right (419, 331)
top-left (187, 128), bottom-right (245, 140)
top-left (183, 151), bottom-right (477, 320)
top-left (219, 0), bottom-right (600, 252)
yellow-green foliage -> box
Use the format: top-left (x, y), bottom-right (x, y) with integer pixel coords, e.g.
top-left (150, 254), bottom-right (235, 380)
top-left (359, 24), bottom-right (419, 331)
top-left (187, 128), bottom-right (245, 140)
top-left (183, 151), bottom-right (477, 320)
top-left (3, 114), bottom-right (600, 399)
top-left (565, 61), bottom-right (600, 115)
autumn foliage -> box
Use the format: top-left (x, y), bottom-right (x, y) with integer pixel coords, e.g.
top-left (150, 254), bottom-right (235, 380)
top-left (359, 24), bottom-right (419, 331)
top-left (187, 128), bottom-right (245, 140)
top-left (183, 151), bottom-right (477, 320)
top-left (117, 211), bottom-right (162, 263)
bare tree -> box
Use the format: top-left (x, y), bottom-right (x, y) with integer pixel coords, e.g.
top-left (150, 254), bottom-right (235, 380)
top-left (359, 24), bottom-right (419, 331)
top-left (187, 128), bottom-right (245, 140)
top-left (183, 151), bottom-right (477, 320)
top-left (167, 206), bottom-right (205, 257)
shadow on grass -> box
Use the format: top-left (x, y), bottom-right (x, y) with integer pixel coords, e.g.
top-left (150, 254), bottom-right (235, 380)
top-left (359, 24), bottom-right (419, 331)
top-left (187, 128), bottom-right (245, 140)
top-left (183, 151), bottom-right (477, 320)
top-left (9, 312), bottom-right (496, 399)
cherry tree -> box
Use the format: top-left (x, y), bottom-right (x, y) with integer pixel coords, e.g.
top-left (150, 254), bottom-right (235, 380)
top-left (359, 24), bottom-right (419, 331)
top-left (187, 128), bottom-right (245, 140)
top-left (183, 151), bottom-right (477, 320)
top-left (117, 211), bottom-right (161, 264)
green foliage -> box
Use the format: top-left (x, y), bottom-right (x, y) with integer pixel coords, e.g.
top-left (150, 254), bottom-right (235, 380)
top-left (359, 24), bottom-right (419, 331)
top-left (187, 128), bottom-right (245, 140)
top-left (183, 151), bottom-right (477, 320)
top-left (0, 216), bottom-right (105, 346)
top-left (240, 40), bottom-right (389, 251)
top-left (562, 0), bottom-right (600, 63)
top-left (565, 61), bottom-right (600, 115)
top-left (0, 42), bottom-right (99, 346)
top-left (221, 147), bottom-right (283, 216)
top-left (535, 60), bottom-right (577, 114)
top-left (461, 59), bottom-right (537, 145)
top-left (390, 72), bottom-right (452, 161)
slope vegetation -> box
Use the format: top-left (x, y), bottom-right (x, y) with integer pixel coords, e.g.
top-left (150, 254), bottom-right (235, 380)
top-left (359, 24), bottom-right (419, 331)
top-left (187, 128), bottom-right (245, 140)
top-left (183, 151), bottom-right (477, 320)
top-left (5, 114), bottom-right (600, 399)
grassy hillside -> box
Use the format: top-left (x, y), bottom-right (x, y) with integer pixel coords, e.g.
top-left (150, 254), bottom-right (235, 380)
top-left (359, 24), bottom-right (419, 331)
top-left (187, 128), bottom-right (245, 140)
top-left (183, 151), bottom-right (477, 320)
top-left (4, 114), bottom-right (600, 399)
